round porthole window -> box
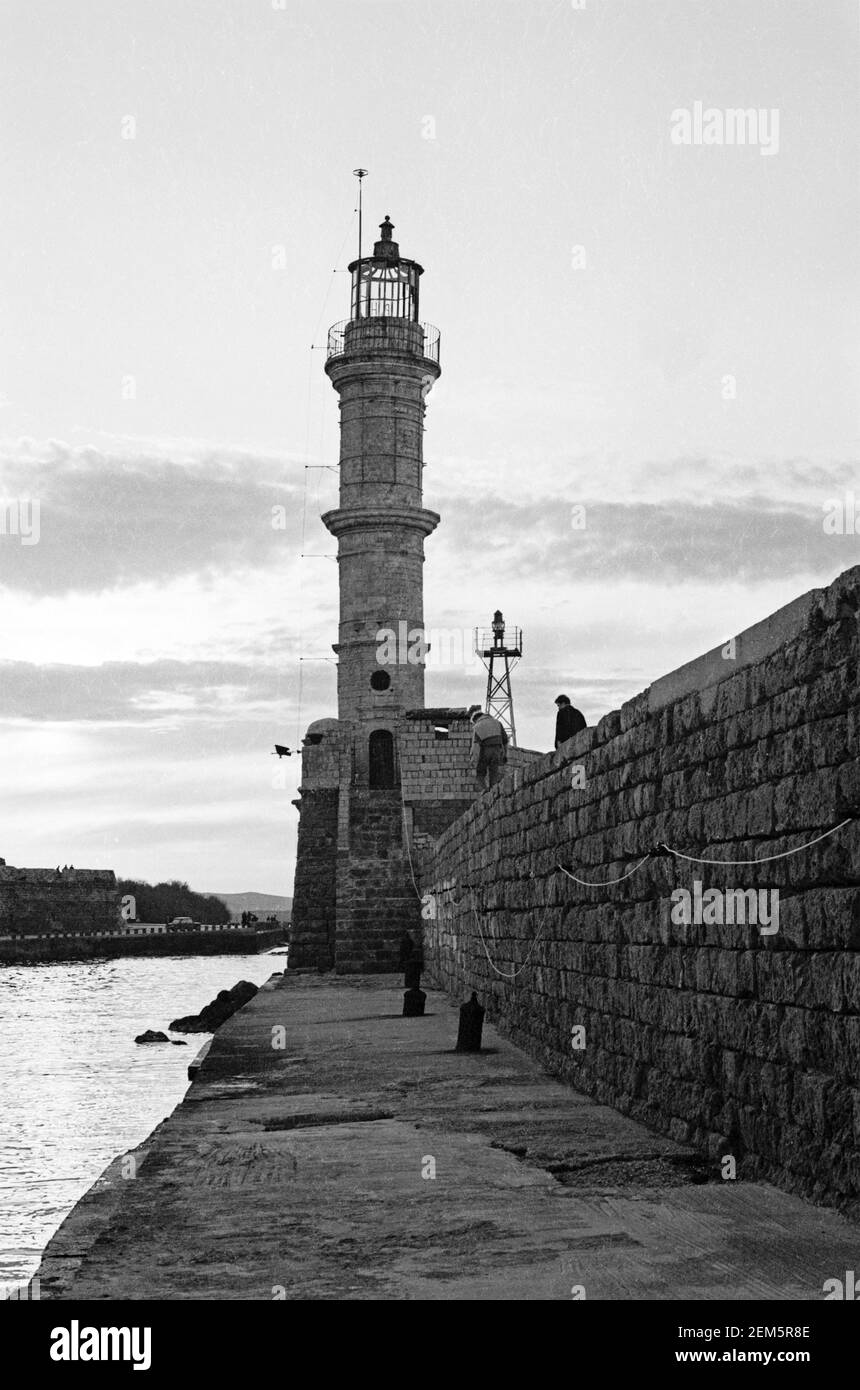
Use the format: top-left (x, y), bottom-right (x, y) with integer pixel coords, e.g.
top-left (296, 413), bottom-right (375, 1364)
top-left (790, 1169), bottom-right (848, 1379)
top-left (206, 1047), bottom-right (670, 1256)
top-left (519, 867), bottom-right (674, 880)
top-left (370, 670), bottom-right (391, 692)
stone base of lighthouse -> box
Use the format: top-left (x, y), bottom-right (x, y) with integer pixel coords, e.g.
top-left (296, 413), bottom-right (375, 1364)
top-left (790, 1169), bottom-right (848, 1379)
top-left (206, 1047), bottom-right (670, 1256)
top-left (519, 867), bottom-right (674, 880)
top-left (289, 718), bottom-right (422, 973)
top-left (289, 784), bottom-right (419, 973)
top-left (289, 710), bottom-right (539, 973)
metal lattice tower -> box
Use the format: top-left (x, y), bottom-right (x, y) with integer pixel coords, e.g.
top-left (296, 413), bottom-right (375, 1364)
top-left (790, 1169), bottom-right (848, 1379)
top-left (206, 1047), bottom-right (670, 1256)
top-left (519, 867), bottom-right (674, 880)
top-left (474, 609), bottom-right (522, 746)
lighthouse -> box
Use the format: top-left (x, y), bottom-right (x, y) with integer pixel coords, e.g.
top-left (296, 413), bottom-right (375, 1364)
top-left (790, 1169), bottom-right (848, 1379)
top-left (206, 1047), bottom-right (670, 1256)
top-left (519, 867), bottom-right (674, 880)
top-left (323, 215), bottom-right (441, 775)
top-left (289, 214), bottom-right (444, 973)
top-left (288, 211), bottom-right (538, 973)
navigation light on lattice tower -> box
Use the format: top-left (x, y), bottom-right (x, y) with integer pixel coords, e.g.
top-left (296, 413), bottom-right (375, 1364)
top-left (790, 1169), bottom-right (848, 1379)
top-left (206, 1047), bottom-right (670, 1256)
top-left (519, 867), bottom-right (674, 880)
top-left (474, 609), bottom-right (522, 747)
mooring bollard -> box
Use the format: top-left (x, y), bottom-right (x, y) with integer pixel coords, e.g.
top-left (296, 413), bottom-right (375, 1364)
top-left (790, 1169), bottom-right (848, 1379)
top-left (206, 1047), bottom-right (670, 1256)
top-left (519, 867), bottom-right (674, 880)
top-left (403, 986), bottom-right (426, 1017)
top-left (455, 991), bottom-right (485, 1052)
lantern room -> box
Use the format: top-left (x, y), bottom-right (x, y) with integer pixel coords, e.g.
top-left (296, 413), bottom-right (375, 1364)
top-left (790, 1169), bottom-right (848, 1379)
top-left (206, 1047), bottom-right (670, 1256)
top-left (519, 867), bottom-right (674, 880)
top-left (349, 216), bottom-right (422, 321)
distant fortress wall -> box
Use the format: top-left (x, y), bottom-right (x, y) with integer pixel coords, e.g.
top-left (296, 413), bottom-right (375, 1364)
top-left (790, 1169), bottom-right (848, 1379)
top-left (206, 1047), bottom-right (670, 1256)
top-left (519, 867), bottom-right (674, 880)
top-left (0, 863), bottom-right (120, 935)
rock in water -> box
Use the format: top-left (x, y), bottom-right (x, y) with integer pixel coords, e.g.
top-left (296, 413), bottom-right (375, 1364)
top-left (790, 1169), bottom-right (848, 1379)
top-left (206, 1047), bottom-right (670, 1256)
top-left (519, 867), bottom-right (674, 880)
top-left (135, 1029), bottom-right (169, 1044)
top-left (168, 1013), bottom-right (206, 1033)
top-left (169, 980), bottom-right (259, 1034)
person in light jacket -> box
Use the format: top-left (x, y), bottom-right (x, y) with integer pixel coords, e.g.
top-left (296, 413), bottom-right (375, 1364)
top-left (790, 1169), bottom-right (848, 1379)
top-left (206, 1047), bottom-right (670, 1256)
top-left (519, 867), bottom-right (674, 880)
top-left (470, 709), bottom-right (508, 790)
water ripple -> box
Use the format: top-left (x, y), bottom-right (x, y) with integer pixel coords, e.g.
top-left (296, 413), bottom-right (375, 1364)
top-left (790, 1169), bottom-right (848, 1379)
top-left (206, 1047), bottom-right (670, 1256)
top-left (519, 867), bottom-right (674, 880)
top-left (0, 953), bottom-right (279, 1287)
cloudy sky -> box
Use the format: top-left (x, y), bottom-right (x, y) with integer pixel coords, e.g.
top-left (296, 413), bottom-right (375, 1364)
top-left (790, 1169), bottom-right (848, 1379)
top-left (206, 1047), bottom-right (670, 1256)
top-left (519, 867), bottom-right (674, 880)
top-left (1, 0), bottom-right (857, 895)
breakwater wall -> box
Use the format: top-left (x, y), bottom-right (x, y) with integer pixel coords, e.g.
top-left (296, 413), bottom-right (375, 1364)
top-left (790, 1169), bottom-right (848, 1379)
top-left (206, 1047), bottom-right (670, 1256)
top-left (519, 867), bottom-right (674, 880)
top-left (421, 565), bottom-right (860, 1215)
top-left (0, 927), bottom-right (285, 964)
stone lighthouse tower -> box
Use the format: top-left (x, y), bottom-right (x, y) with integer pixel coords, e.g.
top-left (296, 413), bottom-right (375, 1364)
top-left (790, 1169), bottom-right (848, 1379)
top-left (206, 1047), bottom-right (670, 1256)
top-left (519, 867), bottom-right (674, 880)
top-left (289, 215), bottom-right (443, 972)
top-left (324, 215), bottom-right (441, 771)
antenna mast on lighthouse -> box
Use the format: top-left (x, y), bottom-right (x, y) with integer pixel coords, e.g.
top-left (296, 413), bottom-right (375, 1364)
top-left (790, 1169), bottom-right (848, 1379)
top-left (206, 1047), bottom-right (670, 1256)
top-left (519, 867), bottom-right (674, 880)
top-left (353, 168), bottom-right (368, 317)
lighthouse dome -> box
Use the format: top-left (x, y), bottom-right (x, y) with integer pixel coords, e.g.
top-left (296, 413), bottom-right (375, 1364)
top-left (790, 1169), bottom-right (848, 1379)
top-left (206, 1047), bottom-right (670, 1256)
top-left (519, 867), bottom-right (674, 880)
top-left (303, 717), bottom-right (341, 746)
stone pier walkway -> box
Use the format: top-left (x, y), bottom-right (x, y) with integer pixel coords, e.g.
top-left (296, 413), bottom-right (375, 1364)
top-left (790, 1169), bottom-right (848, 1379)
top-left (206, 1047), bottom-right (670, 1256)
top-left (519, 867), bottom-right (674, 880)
top-left (36, 973), bottom-right (857, 1300)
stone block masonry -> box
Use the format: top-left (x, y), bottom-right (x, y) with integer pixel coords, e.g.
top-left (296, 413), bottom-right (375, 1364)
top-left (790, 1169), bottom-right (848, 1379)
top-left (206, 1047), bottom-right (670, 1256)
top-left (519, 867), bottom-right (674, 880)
top-left (401, 710), bottom-right (476, 801)
top-left (400, 710), bottom-right (543, 806)
top-left (289, 704), bottom-right (547, 971)
top-left (288, 789), bottom-right (338, 970)
top-left (421, 565), bottom-right (860, 1216)
top-left (401, 710), bottom-right (544, 866)
top-left (334, 789), bottom-right (421, 973)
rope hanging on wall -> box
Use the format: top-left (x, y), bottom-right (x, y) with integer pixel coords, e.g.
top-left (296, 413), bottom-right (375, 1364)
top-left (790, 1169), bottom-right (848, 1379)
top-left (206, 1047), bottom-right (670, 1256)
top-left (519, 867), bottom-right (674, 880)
top-left (657, 818), bottom-right (854, 867)
top-left (471, 890), bottom-right (555, 981)
top-left (557, 815), bottom-right (855, 885)
top-left (401, 803), bottom-right (424, 901)
top-left (557, 854), bottom-right (652, 887)
top-left (471, 814), bottom-right (857, 980)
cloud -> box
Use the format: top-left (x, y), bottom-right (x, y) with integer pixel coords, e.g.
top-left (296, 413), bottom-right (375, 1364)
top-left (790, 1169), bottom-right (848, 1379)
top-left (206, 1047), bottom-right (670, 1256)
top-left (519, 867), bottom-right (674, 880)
top-left (0, 658), bottom-right (289, 722)
top-left (431, 448), bottom-right (858, 508)
top-left (430, 491), bottom-right (860, 584)
top-left (2, 438), bottom-right (854, 602)
top-left (0, 437), bottom-right (305, 595)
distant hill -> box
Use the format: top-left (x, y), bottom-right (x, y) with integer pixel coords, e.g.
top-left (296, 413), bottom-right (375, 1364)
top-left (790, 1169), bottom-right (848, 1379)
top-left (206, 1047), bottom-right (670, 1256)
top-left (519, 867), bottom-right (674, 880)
top-left (212, 892), bottom-right (292, 915)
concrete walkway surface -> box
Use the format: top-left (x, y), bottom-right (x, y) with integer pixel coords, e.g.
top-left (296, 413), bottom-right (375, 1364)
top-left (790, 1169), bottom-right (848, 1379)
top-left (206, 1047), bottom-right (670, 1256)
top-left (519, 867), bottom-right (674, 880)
top-left (34, 972), bottom-right (858, 1300)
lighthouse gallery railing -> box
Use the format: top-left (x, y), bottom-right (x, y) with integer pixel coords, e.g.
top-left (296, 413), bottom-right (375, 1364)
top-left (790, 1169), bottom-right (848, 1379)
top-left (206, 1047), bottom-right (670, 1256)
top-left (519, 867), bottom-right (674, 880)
top-left (326, 319), bottom-right (441, 366)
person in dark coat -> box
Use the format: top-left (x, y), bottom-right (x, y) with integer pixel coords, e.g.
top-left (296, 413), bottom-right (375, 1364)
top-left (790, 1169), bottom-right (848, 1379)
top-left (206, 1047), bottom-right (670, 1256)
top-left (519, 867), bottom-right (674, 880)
top-left (554, 694), bottom-right (586, 748)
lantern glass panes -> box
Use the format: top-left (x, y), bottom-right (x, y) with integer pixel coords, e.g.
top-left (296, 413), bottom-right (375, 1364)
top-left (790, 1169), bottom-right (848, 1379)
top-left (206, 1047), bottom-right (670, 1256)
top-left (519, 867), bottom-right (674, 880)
top-left (350, 260), bottom-right (420, 321)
